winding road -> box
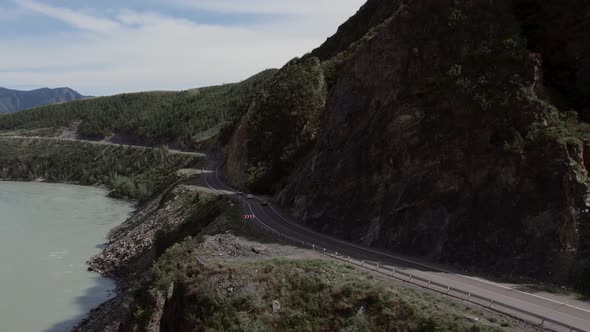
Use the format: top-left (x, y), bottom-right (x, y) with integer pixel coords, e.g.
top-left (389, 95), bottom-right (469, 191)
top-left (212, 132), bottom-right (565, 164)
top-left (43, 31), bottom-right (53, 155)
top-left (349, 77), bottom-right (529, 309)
top-left (201, 159), bottom-right (590, 332)
top-left (0, 135), bottom-right (203, 157)
top-left (3, 135), bottom-right (590, 331)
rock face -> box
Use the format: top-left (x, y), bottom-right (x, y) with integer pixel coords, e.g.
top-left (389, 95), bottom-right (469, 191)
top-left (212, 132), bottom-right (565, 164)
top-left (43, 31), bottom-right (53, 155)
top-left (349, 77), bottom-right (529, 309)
top-left (75, 185), bottom-right (217, 331)
top-left (511, 0), bottom-right (590, 119)
top-left (0, 87), bottom-right (87, 113)
top-left (223, 57), bottom-right (327, 193)
top-left (223, 0), bottom-right (590, 287)
top-left (310, 0), bottom-right (404, 61)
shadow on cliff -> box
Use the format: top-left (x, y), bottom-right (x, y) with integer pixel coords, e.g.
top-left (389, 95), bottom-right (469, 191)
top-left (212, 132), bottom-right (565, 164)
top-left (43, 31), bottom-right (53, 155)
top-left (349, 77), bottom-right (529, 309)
top-left (43, 276), bottom-right (115, 332)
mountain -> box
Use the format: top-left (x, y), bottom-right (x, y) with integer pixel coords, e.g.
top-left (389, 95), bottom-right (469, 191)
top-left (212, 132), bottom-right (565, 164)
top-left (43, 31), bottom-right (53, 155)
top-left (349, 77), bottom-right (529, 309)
top-left (0, 70), bottom-right (276, 147)
top-left (0, 87), bottom-right (88, 113)
top-left (220, 0), bottom-right (590, 293)
top-left (0, 0), bottom-right (589, 295)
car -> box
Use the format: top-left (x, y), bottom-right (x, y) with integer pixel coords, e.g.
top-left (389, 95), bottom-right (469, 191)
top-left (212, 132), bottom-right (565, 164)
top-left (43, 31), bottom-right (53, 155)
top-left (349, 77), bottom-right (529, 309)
top-left (236, 191), bottom-right (243, 195)
top-left (246, 194), bottom-right (254, 199)
top-left (261, 201), bottom-right (269, 206)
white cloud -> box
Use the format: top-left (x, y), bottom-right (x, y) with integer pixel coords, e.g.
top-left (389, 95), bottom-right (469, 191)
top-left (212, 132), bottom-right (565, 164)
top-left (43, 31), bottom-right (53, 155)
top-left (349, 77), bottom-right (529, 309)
top-left (3, 0), bottom-right (366, 95)
top-left (15, 0), bottom-right (120, 33)
top-left (171, 0), bottom-right (362, 16)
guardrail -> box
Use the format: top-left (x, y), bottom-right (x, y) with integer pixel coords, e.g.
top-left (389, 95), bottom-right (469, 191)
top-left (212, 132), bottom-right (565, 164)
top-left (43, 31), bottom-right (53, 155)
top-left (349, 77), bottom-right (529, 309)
top-left (242, 202), bottom-right (586, 332)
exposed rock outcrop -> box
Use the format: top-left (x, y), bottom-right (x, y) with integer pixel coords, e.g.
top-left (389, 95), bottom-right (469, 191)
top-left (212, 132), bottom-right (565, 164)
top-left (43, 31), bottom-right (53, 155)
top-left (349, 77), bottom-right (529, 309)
top-left (223, 57), bottom-right (327, 193)
top-left (223, 0), bottom-right (590, 288)
top-left (511, 0), bottom-right (590, 118)
top-left (74, 186), bottom-right (223, 331)
top-left (310, 0), bottom-right (405, 61)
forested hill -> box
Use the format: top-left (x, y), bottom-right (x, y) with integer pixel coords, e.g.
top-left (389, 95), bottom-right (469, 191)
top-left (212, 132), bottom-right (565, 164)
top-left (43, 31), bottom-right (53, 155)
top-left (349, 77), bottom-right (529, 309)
top-left (0, 138), bottom-right (196, 201)
top-left (0, 69), bottom-right (277, 147)
top-left (0, 87), bottom-right (87, 113)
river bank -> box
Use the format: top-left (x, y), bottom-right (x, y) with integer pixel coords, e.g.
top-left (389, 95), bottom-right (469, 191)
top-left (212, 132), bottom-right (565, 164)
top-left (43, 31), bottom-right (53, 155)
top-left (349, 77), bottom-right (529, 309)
top-left (0, 139), bottom-right (543, 331)
top-left (72, 178), bottom-right (542, 332)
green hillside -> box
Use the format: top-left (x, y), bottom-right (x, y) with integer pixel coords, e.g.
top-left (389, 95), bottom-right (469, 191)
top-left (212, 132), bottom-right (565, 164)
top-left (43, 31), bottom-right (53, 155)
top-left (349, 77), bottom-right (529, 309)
top-left (0, 70), bottom-right (277, 146)
top-left (0, 138), bottom-right (196, 201)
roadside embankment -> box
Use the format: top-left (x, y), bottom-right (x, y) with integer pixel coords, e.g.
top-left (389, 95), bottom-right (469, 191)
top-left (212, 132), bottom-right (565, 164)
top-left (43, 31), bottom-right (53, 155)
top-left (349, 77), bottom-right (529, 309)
top-left (74, 179), bottom-right (542, 332)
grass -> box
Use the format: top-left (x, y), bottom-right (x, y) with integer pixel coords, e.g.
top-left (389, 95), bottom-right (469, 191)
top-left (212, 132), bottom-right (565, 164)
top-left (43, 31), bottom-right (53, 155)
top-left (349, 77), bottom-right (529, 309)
top-left (192, 122), bottom-right (226, 143)
top-left (144, 257), bottom-right (510, 331)
top-left (124, 195), bottom-right (512, 332)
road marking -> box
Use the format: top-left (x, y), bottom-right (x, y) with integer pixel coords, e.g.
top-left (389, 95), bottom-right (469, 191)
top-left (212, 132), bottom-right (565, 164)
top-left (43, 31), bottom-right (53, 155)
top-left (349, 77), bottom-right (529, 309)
top-left (201, 167), bottom-right (223, 195)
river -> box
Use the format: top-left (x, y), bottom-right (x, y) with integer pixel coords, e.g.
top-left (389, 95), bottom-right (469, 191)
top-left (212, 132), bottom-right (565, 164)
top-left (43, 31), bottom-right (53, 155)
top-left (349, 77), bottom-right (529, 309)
top-left (0, 182), bottom-right (134, 332)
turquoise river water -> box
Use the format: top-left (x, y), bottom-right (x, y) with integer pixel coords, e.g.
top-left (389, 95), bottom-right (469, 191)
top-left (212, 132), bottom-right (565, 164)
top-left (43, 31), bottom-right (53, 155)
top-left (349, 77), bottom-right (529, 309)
top-left (0, 182), bottom-right (134, 332)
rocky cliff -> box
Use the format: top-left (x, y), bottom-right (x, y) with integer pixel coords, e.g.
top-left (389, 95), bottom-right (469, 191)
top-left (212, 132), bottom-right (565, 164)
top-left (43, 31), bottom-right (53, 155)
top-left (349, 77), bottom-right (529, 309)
top-left (222, 0), bottom-right (590, 291)
top-left (512, 0), bottom-right (590, 119)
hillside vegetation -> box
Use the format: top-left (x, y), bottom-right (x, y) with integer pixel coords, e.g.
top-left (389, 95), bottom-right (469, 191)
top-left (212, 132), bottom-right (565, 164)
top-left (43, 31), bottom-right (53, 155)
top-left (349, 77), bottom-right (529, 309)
top-left (0, 70), bottom-right (277, 146)
top-left (77, 188), bottom-right (517, 332)
top-left (221, 3), bottom-right (402, 193)
top-left (224, 58), bottom-right (327, 193)
top-left (0, 139), bottom-right (197, 201)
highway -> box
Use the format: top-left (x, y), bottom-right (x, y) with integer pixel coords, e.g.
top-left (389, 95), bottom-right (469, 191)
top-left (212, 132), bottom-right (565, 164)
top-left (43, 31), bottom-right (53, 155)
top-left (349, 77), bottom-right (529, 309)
top-left (4, 134), bottom-right (590, 331)
top-left (201, 159), bottom-right (590, 332)
top-left (0, 135), bottom-right (203, 157)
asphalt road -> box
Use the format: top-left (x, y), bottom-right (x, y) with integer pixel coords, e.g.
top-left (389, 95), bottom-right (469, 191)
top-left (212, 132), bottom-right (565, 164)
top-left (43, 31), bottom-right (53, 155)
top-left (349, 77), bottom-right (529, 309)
top-left (0, 135), bottom-right (203, 157)
top-left (201, 159), bottom-right (590, 332)
top-left (4, 135), bottom-right (590, 331)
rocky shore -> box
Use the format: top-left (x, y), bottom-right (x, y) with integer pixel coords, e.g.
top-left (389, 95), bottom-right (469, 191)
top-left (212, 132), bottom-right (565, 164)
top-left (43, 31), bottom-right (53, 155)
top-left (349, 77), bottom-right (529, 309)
top-left (74, 184), bottom-right (205, 331)
top-left (71, 180), bottom-right (543, 332)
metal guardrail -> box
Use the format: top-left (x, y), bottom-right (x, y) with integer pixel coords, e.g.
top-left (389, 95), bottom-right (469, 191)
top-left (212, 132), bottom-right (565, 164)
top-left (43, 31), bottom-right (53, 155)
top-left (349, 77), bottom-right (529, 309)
top-left (200, 162), bottom-right (586, 332)
top-left (242, 202), bottom-right (586, 332)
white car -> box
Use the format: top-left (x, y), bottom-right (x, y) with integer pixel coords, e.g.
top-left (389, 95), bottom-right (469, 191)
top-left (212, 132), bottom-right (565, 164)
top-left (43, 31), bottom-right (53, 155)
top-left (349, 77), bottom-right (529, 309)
top-left (246, 194), bottom-right (254, 199)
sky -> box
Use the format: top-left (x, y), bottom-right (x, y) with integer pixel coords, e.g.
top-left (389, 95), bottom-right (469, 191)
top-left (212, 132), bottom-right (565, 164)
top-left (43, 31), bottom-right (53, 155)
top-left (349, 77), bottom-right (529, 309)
top-left (0, 0), bottom-right (365, 96)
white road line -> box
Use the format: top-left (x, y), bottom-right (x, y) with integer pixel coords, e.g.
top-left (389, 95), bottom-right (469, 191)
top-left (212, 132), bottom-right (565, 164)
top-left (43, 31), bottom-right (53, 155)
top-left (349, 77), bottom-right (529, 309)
top-left (201, 167), bottom-right (223, 195)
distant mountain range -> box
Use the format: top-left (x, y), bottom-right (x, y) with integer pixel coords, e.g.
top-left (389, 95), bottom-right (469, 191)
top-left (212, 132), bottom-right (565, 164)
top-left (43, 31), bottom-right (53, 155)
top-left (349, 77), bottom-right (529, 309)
top-left (0, 87), bottom-right (89, 113)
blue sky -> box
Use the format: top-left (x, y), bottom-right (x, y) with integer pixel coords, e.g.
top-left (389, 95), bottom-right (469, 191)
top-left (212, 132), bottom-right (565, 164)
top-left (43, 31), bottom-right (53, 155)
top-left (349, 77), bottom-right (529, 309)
top-left (0, 0), bottom-right (365, 95)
